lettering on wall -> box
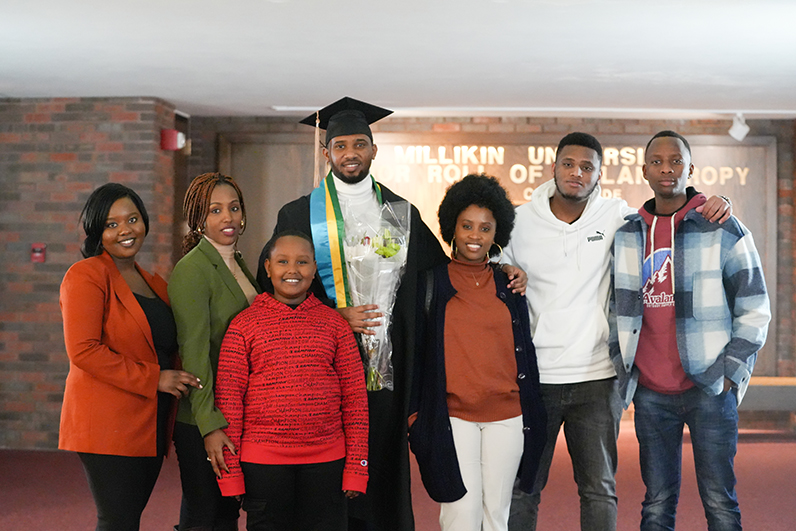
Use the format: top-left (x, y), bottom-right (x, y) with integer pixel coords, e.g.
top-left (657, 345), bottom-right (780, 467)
top-left (377, 144), bottom-right (754, 204)
top-left (369, 136), bottom-right (772, 277)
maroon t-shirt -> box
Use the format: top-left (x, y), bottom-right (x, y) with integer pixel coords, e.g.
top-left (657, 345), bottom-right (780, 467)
top-left (634, 193), bottom-right (705, 394)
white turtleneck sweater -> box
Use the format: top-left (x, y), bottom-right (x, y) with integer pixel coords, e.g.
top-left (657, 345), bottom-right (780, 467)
top-left (204, 236), bottom-right (258, 304)
top-left (333, 174), bottom-right (381, 238)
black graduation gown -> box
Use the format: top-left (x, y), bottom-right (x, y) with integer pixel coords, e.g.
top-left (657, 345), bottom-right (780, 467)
top-left (256, 184), bottom-right (447, 531)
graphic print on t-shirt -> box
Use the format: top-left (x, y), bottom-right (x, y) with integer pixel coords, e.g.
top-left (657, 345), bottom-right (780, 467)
top-left (642, 249), bottom-right (674, 309)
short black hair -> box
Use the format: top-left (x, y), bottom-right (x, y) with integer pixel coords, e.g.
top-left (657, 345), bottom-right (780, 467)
top-left (80, 183), bottom-right (149, 258)
top-left (438, 174), bottom-right (515, 255)
top-left (262, 230), bottom-right (314, 261)
top-left (557, 132), bottom-right (603, 166)
top-left (645, 130), bottom-right (692, 157)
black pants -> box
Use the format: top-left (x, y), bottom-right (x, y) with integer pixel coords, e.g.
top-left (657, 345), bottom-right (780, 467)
top-left (173, 421), bottom-right (241, 530)
top-left (241, 459), bottom-right (346, 531)
top-left (78, 452), bottom-right (163, 531)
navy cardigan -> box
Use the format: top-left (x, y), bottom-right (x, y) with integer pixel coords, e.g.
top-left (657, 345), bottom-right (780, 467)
top-left (408, 262), bottom-right (547, 503)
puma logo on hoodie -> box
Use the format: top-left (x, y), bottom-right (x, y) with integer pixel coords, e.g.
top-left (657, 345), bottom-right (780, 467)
top-left (587, 230), bottom-right (605, 242)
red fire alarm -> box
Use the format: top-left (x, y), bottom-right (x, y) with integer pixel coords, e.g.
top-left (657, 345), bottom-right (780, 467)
top-left (160, 129), bottom-right (187, 151)
top-left (31, 243), bottom-right (46, 263)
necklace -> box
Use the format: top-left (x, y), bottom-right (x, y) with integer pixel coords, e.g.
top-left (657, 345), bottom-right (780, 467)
top-left (470, 266), bottom-right (490, 287)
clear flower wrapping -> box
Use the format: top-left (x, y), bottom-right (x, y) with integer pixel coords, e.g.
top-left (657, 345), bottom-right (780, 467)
top-left (344, 201), bottom-right (411, 391)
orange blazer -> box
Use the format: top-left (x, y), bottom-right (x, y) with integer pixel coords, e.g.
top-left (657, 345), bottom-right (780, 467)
top-left (59, 251), bottom-right (171, 457)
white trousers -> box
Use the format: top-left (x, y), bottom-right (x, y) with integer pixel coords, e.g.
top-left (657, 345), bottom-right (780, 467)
top-left (439, 415), bottom-right (524, 531)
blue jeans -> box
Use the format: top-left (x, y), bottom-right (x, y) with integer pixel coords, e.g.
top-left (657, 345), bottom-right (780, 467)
top-left (633, 385), bottom-right (741, 531)
top-left (508, 378), bottom-right (623, 531)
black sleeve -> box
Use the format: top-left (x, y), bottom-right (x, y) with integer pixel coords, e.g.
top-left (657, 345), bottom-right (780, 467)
top-left (412, 206), bottom-right (447, 272)
top-left (409, 268), bottom-right (435, 417)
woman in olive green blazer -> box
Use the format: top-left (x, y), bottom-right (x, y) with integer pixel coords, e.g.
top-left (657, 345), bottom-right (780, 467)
top-left (168, 173), bottom-right (260, 531)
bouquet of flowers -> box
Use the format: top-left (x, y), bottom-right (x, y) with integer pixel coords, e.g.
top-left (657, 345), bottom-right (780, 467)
top-left (344, 201), bottom-right (411, 391)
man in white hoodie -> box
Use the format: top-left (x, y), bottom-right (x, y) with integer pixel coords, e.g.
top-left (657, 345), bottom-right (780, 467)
top-left (505, 132), bottom-right (730, 531)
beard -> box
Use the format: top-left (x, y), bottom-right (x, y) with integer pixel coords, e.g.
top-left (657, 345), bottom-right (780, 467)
top-left (329, 159), bottom-right (372, 185)
top-left (553, 174), bottom-right (599, 202)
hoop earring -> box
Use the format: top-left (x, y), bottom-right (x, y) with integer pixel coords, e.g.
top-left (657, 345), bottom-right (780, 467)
top-left (450, 239), bottom-right (458, 259)
top-left (489, 243), bottom-right (503, 263)
top-left (239, 218), bottom-right (246, 234)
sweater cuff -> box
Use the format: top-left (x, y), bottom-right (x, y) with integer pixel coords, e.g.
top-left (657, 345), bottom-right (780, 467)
top-left (217, 475), bottom-right (245, 497)
top-left (342, 470), bottom-right (368, 495)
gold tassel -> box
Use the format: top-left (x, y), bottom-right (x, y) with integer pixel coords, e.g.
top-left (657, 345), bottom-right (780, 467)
top-left (313, 111), bottom-right (321, 188)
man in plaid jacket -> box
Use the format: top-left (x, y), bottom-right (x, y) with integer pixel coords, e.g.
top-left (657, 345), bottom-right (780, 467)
top-left (609, 130), bottom-right (770, 531)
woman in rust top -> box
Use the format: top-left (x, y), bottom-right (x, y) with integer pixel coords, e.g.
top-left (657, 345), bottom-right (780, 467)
top-left (59, 183), bottom-right (199, 531)
top-left (409, 174), bottom-right (546, 531)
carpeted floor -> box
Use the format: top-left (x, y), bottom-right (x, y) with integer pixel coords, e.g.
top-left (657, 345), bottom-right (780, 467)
top-left (2, 421), bottom-right (794, 530)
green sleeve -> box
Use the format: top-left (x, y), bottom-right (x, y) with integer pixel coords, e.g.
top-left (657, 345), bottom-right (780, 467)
top-left (168, 259), bottom-right (228, 436)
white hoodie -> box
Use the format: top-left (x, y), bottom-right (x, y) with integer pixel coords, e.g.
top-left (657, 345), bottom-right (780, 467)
top-left (505, 179), bottom-right (634, 384)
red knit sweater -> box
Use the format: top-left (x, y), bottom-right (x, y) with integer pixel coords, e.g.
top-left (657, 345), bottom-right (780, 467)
top-left (215, 293), bottom-right (369, 496)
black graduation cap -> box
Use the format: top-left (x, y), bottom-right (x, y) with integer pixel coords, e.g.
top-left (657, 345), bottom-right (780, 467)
top-left (300, 97), bottom-right (393, 145)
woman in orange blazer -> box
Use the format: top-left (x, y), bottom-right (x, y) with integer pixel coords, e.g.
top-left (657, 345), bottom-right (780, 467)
top-left (59, 183), bottom-right (200, 531)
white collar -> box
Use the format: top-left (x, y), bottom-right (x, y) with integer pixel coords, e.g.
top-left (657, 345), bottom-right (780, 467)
top-left (332, 173), bottom-right (375, 200)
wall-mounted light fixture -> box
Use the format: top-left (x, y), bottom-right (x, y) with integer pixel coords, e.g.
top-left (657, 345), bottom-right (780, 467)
top-left (728, 113), bottom-right (750, 142)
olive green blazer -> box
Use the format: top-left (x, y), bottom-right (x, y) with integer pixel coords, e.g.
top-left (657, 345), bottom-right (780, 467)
top-left (168, 237), bottom-right (260, 435)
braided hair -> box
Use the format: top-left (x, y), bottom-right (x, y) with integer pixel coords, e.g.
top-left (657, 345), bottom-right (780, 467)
top-left (181, 172), bottom-right (246, 255)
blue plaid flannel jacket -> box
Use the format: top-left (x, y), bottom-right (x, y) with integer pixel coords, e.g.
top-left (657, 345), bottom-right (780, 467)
top-left (609, 205), bottom-right (770, 407)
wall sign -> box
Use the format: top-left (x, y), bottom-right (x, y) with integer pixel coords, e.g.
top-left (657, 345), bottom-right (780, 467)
top-left (370, 132), bottom-right (777, 372)
top-left (371, 134), bottom-right (776, 262)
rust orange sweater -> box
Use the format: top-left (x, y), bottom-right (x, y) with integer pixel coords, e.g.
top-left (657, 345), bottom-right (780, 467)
top-left (444, 259), bottom-right (521, 422)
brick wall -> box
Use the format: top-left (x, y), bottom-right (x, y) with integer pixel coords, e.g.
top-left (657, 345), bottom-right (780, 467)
top-left (190, 115), bottom-right (795, 379)
top-left (0, 97), bottom-right (176, 449)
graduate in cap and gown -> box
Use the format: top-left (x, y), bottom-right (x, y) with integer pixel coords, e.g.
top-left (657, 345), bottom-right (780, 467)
top-left (256, 97), bottom-right (447, 531)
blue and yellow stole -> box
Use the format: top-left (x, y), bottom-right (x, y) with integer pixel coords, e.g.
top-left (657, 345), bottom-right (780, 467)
top-left (309, 172), bottom-right (383, 307)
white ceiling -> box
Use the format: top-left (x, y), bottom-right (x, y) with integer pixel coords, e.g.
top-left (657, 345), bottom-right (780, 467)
top-left (3, 0), bottom-right (796, 119)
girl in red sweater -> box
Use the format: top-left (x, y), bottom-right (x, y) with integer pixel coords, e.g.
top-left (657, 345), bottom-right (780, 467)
top-left (215, 231), bottom-right (368, 531)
